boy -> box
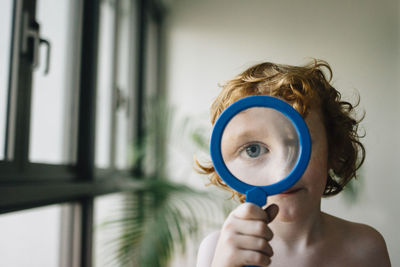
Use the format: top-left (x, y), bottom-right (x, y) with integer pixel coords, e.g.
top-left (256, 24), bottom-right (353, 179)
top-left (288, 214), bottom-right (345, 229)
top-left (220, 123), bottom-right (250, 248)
top-left (196, 60), bottom-right (391, 267)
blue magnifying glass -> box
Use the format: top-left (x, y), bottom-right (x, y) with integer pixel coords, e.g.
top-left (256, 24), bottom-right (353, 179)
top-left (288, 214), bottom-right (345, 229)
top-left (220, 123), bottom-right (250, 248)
top-left (210, 95), bottom-right (311, 208)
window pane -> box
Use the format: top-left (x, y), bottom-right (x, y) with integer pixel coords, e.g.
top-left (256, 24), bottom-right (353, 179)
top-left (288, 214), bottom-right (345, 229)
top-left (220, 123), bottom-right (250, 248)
top-left (29, 0), bottom-right (82, 164)
top-left (143, 18), bottom-right (160, 175)
top-left (0, 0), bottom-right (13, 160)
top-left (145, 19), bottom-right (158, 98)
top-left (0, 205), bottom-right (63, 267)
top-left (93, 193), bottom-right (125, 267)
top-left (95, 0), bottom-right (116, 169)
top-left (115, 0), bottom-right (133, 170)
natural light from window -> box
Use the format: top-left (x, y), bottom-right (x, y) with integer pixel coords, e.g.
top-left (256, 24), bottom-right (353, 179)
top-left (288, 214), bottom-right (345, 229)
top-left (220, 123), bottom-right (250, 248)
top-left (0, 0), bottom-right (13, 160)
top-left (95, 0), bottom-right (115, 169)
top-left (0, 205), bottom-right (62, 267)
top-left (29, 0), bottom-right (81, 164)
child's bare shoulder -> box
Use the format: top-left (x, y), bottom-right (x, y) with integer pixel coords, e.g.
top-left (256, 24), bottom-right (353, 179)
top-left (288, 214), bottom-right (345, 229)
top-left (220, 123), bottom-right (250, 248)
top-left (196, 231), bottom-right (220, 267)
top-left (324, 213), bottom-right (391, 267)
top-left (199, 230), bottom-right (220, 250)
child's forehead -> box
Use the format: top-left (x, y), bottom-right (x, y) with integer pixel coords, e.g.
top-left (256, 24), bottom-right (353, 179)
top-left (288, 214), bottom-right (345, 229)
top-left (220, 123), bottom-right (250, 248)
top-left (231, 93), bottom-right (318, 115)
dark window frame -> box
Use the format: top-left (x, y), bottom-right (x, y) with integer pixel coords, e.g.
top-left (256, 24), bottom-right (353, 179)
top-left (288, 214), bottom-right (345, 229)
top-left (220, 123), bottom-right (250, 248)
top-left (0, 0), bottom-right (165, 266)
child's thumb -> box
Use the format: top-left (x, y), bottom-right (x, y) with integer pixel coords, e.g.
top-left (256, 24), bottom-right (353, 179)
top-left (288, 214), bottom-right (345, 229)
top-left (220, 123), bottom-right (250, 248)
top-left (264, 204), bottom-right (279, 223)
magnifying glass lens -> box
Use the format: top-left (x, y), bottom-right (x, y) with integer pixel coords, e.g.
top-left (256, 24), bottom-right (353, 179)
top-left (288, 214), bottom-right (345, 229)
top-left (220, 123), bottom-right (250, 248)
top-left (221, 107), bottom-right (300, 186)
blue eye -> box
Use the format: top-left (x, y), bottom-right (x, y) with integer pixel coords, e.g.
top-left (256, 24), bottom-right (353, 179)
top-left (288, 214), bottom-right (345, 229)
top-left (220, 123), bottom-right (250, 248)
top-left (243, 144), bottom-right (269, 158)
top-left (246, 144), bottom-right (261, 157)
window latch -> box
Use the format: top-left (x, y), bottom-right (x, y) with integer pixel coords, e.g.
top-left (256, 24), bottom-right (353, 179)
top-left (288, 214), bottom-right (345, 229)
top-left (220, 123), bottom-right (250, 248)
top-left (21, 12), bottom-right (51, 75)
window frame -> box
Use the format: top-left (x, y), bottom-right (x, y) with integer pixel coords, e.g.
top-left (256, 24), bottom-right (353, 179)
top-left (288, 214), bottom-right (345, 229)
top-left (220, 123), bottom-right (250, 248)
top-left (0, 0), bottom-right (165, 266)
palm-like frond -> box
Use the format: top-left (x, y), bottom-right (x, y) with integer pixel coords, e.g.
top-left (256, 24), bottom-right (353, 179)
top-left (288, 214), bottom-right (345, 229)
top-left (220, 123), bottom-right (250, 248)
top-left (97, 95), bottom-right (232, 266)
top-left (101, 178), bottom-right (231, 267)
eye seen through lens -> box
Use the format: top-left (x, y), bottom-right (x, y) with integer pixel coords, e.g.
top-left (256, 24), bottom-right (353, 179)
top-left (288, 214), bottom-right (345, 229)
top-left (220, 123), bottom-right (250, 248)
top-left (220, 107), bottom-right (300, 186)
top-left (241, 143), bottom-right (269, 158)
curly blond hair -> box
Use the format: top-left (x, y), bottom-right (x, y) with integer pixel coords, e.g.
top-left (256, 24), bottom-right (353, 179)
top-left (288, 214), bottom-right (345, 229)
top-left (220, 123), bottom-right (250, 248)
top-left (196, 59), bottom-right (365, 202)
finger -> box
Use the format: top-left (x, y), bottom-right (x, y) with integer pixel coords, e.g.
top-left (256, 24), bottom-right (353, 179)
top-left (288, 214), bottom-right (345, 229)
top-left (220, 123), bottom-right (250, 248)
top-left (234, 234), bottom-right (273, 256)
top-left (237, 249), bottom-right (272, 267)
top-left (264, 204), bottom-right (279, 223)
top-left (232, 202), bottom-right (268, 221)
top-left (225, 217), bottom-right (273, 240)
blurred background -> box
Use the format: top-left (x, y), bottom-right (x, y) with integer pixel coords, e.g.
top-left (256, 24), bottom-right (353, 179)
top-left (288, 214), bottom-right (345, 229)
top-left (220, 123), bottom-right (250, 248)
top-left (0, 0), bottom-right (399, 266)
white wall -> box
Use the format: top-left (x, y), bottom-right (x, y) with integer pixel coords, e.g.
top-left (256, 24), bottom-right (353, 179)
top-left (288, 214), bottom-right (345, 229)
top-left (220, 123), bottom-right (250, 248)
top-left (165, 0), bottom-right (400, 265)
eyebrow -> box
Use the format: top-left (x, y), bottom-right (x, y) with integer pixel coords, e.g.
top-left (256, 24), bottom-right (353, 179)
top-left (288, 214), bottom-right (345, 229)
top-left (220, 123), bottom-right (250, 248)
top-left (224, 128), bottom-right (268, 142)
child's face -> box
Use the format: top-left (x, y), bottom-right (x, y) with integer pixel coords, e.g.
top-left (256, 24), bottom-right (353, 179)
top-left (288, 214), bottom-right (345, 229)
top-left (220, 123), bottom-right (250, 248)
top-left (268, 107), bottom-right (329, 221)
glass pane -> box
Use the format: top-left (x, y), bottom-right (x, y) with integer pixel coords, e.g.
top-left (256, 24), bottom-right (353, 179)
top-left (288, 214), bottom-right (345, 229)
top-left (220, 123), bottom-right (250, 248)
top-left (0, 205), bottom-right (62, 267)
top-left (145, 19), bottom-right (158, 98)
top-left (29, 0), bottom-right (82, 164)
top-left (115, 0), bottom-right (132, 170)
top-left (93, 193), bottom-right (125, 267)
top-left (0, 0), bottom-right (13, 160)
top-left (95, 0), bottom-right (116, 169)
top-left (143, 19), bottom-right (159, 175)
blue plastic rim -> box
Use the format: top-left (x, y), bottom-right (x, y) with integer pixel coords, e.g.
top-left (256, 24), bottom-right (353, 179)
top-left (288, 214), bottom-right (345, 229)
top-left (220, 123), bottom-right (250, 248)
top-left (210, 95), bottom-right (311, 206)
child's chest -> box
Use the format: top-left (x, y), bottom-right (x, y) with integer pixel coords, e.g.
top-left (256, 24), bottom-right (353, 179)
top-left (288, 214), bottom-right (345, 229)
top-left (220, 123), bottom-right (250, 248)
top-left (268, 241), bottom-right (364, 267)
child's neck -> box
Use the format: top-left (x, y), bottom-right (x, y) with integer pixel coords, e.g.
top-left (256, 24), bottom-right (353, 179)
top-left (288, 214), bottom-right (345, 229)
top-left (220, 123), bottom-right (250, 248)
top-left (269, 205), bottom-right (324, 251)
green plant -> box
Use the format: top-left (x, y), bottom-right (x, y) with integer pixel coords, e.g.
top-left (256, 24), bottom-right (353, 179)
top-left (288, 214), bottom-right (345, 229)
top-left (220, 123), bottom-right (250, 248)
top-left (101, 178), bottom-right (230, 266)
top-left (99, 97), bottom-right (232, 266)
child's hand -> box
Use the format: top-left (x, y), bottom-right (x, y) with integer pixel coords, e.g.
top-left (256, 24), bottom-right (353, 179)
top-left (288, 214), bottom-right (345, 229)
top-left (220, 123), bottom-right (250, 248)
top-left (212, 203), bottom-right (279, 267)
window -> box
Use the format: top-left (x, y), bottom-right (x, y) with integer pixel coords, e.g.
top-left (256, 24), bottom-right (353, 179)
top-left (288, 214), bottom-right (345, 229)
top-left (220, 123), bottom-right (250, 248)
top-left (95, 0), bottom-right (116, 169)
top-left (0, 204), bottom-right (64, 267)
top-left (95, 0), bottom-right (137, 171)
top-left (0, 0), bottom-right (165, 266)
top-left (114, 0), bottom-right (135, 170)
top-left (93, 193), bottom-right (125, 267)
top-left (29, 0), bottom-right (82, 164)
top-left (0, 0), bottom-right (13, 161)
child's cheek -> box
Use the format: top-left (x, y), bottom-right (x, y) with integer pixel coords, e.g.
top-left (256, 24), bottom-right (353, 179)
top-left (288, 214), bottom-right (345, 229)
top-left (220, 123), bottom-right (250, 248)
top-left (302, 146), bottom-right (329, 196)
